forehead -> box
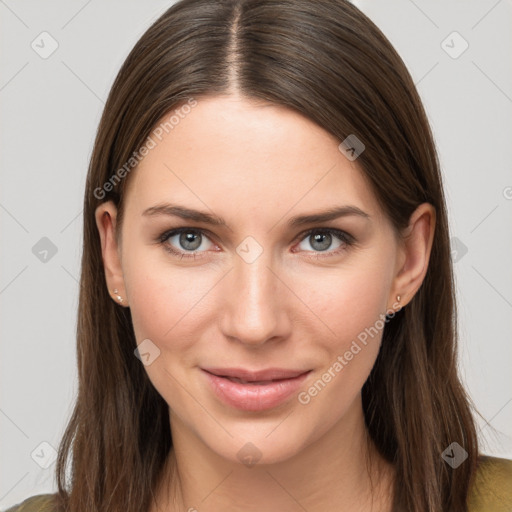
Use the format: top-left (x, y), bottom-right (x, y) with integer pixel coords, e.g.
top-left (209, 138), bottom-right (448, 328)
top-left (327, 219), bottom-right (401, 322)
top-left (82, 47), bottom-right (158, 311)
top-left (124, 95), bottom-right (382, 222)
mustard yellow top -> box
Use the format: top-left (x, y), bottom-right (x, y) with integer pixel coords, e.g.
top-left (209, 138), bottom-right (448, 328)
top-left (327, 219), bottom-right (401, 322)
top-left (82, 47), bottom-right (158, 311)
top-left (5, 455), bottom-right (512, 511)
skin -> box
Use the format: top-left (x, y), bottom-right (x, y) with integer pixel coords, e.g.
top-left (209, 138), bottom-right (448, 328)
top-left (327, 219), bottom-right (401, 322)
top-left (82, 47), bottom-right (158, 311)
top-left (95, 94), bottom-right (435, 511)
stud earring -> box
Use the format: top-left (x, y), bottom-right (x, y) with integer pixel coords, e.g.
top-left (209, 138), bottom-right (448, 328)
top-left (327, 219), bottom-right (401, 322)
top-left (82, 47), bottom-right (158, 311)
top-left (113, 289), bottom-right (124, 304)
top-left (396, 295), bottom-right (401, 303)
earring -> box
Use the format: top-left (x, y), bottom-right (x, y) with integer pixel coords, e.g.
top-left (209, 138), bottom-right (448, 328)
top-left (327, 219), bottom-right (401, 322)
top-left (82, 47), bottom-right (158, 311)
top-left (396, 295), bottom-right (401, 303)
top-left (113, 289), bottom-right (124, 304)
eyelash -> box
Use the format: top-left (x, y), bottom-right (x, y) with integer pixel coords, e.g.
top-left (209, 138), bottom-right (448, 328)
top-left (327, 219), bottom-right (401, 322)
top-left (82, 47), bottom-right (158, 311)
top-left (157, 227), bottom-right (355, 261)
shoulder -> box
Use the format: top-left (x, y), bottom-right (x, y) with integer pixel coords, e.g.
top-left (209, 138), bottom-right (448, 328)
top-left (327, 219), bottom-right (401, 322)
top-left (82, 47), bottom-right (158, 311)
top-left (468, 455), bottom-right (512, 511)
top-left (3, 493), bottom-right (59, 512)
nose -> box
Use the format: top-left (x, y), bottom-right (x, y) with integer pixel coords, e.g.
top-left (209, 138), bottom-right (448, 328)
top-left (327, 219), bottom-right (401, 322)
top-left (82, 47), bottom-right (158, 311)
top-left (220, 251), bottom-right (291, 347)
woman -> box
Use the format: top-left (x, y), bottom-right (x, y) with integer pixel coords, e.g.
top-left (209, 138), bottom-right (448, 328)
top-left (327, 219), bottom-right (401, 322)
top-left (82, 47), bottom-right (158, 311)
top-left (7, 0), bottom-right (512, 511)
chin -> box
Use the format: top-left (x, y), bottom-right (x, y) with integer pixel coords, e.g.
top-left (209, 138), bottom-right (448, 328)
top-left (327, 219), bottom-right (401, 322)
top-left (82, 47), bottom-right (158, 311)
top-left (202, 422), bottom-right (311, 468)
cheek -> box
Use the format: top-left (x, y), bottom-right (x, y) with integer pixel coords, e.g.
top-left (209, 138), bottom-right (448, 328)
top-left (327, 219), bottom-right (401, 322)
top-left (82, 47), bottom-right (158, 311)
top-left (123, 246), bottom-right (216, 353)
top-left (124, 254), bottom-right (215, 405)
top-left (295, 259), bottom-right (391, 343)
top-left (292, 257), bottom-right (392, 395)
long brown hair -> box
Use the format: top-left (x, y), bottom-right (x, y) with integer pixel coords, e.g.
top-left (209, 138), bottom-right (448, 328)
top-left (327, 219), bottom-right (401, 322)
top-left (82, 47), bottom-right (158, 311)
top-left (55, 1), bottom-right (479, 510)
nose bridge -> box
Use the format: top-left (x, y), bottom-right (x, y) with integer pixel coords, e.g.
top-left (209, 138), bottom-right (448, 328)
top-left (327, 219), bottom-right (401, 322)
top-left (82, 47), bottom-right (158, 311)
top-left (221, 247), bottom-right (286, 345)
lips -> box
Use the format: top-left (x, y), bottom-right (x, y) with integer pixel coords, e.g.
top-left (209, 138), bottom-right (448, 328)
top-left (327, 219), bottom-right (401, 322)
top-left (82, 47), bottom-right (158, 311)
top-left (201, 367), bottom-right (312, 411)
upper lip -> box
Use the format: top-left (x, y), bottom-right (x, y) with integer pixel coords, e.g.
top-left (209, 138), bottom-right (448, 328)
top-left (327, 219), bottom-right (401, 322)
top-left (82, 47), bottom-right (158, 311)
top-left (202, 367), bottom-right (311, 382)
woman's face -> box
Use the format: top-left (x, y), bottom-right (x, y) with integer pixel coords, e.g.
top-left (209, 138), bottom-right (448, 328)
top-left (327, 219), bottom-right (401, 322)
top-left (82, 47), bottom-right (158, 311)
top-left (104, 95), bottom-right (410, 464)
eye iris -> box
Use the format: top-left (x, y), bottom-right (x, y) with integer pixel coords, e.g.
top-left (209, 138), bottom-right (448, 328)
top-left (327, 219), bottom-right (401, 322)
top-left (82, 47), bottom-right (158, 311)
top-left (180, 232), bottom-right (201, 251)
top-left (311, 232), bottom-right (332, 251)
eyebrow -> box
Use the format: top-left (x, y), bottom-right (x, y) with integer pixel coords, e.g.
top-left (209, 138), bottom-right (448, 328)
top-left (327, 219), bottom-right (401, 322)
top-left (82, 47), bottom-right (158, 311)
top-left (142, 203), bottom-right (370, 228)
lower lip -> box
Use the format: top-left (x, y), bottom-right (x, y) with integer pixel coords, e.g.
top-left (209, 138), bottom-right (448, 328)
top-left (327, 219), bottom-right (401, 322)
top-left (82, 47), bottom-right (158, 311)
top-left (202, 370), bottom-right (311, 411)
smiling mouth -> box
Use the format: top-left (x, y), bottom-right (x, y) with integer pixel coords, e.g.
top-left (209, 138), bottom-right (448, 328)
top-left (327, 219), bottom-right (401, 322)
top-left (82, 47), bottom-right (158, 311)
top-left (201, 368), bottom-right (312, 411)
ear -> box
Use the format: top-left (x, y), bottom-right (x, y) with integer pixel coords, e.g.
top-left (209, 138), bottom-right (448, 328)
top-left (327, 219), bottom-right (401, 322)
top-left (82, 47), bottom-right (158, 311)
top-left (389, 202), bottom-right (436, 309)
top-left (95, 201), bottom-right (129, 307)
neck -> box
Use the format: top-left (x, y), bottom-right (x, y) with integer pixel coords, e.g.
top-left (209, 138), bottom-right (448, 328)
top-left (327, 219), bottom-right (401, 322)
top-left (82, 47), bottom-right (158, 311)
top-left (152, 395), bottom-right (394, 512)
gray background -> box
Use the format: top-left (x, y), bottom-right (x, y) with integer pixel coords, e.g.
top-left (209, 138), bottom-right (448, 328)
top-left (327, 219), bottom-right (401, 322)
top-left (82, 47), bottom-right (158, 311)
top-left (1, 0), bottom-right (511, 508)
